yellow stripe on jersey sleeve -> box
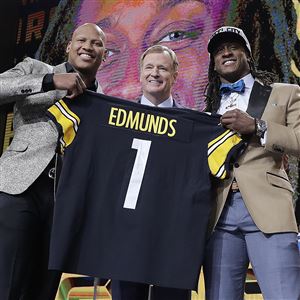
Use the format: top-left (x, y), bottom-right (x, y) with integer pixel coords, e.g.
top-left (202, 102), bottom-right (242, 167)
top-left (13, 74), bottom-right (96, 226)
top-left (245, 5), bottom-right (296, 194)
top-left (208, 130), bottom-right (242, 179)
top-left (208, 129), bottom-right (232, 149)
top-left (48, 99), bottom-right (80, 149)
top-left (59, 100), bottom-right (80, 129)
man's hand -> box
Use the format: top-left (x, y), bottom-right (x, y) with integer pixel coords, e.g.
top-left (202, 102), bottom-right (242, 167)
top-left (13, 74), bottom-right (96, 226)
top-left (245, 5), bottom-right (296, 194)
top-left (220, 109), bottom-right (256, 135)
top-left (53, 73), bottom-right (87, 99)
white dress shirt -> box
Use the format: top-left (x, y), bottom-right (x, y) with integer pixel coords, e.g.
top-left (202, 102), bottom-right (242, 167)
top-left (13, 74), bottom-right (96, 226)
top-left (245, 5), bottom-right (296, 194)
top-left (141, 95), bottom-right (174, 108)
top-left (217, 73), bottom-right (255, 115)
top-left (217, 73), bottom-right (266, 144)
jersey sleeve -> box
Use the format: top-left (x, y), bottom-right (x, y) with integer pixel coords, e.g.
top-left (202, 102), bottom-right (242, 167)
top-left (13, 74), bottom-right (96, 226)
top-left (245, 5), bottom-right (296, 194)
top-left (208, 129), bottom-right (244, 179)
top-left (47, 98), bottom-right (80, 151)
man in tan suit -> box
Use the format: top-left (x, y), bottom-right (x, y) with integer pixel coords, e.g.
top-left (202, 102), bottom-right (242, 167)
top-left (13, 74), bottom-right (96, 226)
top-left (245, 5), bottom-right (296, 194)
top-left (204, 26), bottom-right (300, 299)
top-left (0, 23), bottom-right (106, 299)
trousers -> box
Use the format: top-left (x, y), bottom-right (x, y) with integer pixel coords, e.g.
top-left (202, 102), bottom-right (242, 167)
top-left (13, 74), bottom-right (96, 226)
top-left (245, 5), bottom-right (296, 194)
top-left (111, 280), bottom-right (191, 300)
top-left (204, 192), bottom-right (300, 300)
top-left (0, 162), bottom-right (61, 300)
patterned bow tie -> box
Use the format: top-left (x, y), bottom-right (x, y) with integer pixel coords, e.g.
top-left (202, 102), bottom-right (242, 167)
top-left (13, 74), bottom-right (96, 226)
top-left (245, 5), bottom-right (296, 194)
top-left (220, 79), bottom-right (245, 96)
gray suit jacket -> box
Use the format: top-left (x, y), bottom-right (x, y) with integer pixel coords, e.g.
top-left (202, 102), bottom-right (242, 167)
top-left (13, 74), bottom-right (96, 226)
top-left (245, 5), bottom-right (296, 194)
top-left (0, 57), bottom-right (102, 194)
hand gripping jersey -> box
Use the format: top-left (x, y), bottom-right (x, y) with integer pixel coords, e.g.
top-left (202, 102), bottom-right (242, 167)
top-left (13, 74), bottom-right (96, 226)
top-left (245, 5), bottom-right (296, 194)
top-left (47, 91), bottom-right (244, 290)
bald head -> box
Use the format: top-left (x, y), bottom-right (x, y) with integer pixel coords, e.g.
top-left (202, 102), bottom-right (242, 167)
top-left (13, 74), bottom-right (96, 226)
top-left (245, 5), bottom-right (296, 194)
top-left (66, 23), bottom-right (107, 80)
top-left (72, 23), bottom-right (106, 44)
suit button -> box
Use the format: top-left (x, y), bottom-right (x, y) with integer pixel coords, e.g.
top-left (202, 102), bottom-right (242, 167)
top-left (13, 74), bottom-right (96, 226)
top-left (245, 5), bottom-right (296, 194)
top-left (234, 162), bottom-right (239, 168)
top-left (273, 144), bottom-right (284, 153)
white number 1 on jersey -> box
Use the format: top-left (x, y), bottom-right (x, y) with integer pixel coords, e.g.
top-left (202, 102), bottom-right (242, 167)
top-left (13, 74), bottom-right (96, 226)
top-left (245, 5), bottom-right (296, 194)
top-left (123, 138), bottom-right (152, 209)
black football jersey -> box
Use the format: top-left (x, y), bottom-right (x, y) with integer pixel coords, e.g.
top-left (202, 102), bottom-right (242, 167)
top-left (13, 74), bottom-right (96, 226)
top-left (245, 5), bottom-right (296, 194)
top-left (47, 91), bottom-right (244, 290)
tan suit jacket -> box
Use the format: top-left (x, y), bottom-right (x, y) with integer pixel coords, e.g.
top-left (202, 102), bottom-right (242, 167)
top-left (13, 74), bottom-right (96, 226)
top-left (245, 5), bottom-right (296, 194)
top-left (0, 57), bottom-right (102, 194)
top-left (211, 80), bottom-right (300, 234)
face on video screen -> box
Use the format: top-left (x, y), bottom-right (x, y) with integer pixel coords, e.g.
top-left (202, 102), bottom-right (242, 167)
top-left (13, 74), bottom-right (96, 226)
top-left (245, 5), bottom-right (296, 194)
top-left (75, 0), bottom-right (230, 110)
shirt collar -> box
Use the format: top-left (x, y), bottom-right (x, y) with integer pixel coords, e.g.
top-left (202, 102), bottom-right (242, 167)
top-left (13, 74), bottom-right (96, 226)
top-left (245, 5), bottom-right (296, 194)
top-left (65, 62), bottom-right (74, 73)
top-left (240, 73), bottom-right (255, 90)
top-left (65, 62), bottom-right (98, 92)
top-left (141, 95), bottom-right (174, 107)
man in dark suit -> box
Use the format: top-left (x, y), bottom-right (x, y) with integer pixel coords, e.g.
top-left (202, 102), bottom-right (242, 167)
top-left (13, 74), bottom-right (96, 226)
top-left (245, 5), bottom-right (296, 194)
top-left (111, 45), bottom-right (191, 300)
top-left (204, 26), bottom-right (300, 300)
top-left (0, 23), bottom-right (106, 300)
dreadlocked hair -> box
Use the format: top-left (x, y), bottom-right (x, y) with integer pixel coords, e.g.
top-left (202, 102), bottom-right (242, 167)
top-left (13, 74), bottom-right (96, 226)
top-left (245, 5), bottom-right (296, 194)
top-left (204, 56), bottom-right (277, 113)
top-left (204, 60), bottom-right (221, 113)
top-left (249, 59), bottom-right (278, 86)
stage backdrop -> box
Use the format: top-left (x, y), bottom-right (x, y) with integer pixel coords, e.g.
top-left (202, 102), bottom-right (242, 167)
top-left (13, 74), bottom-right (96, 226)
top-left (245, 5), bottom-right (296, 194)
top-left (0, 1), bottom-right (300, 298)
top-left (1, 0), bottom-right (300, 201)
top-left (0, 0), bottom-right (60, 153)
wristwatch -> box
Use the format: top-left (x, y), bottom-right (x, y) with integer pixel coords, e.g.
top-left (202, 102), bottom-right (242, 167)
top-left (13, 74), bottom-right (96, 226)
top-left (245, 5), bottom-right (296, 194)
top-left (255, 118), bottom-right (267, 138)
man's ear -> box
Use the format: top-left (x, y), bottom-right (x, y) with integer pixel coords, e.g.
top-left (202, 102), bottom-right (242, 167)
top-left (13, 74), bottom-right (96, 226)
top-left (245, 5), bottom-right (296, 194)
top-left (173, 71), bottom-right (178, 83)
top-left (102, 49), bottom-right (108, 62)
top-left (246, 52), bottom-right (252, 62)
top-left (66, 41), bottom-right (72, 53)
top-left (212, 60), bottom-right (216, 71)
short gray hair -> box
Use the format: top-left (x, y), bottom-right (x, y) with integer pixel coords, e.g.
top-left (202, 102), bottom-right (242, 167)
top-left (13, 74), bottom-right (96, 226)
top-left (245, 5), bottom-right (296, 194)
top-left (140, 45), bottom-right (179, 72)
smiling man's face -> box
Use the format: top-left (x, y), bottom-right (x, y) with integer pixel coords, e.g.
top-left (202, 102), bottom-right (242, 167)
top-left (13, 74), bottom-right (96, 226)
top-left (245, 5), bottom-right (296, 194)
top-left (140, 51), bottom-right (178, 105)
top-left (66, 23), bottom-right (106, 77)
top-left (213, 41), bottom-right (250, 83)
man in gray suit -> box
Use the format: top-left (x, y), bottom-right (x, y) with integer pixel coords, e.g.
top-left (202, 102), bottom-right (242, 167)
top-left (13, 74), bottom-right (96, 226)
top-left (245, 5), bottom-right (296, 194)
top-left (0, 23), bottom-right (106, 300)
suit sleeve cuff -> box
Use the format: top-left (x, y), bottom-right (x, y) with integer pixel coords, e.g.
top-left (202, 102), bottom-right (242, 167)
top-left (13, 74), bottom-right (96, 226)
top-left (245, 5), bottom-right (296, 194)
top-left (260, 129), bottom-right (267, 146)
top-left (42, 73), bottom-right (55, 92)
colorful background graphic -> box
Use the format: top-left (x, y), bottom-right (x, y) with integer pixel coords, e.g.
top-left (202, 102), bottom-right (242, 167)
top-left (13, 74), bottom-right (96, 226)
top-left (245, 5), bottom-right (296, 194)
top-left (0, 0), bottom-right (300, 298)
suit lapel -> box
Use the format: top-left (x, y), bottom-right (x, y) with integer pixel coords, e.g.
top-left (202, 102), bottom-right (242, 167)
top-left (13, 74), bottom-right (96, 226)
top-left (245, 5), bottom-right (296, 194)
top-left (53, 62), bottom-right (103, 94)
top-left (173, 100), bottom-right (181, 108)
top-left (51, 63), bottom-right (68, 99)
top-left (246, 81), bottom-right (272, 119)
top-left (53, 62), bottom-right (67, 73)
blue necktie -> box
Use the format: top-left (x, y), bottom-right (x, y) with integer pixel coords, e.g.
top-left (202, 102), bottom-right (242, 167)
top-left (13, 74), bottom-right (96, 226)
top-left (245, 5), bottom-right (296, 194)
top-left (220, 79), bottom-right (245, 96)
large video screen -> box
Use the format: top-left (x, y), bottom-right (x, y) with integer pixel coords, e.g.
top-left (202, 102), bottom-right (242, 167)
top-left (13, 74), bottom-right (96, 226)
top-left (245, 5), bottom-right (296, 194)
top-left (1, 0), bottom-right (300, 196)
